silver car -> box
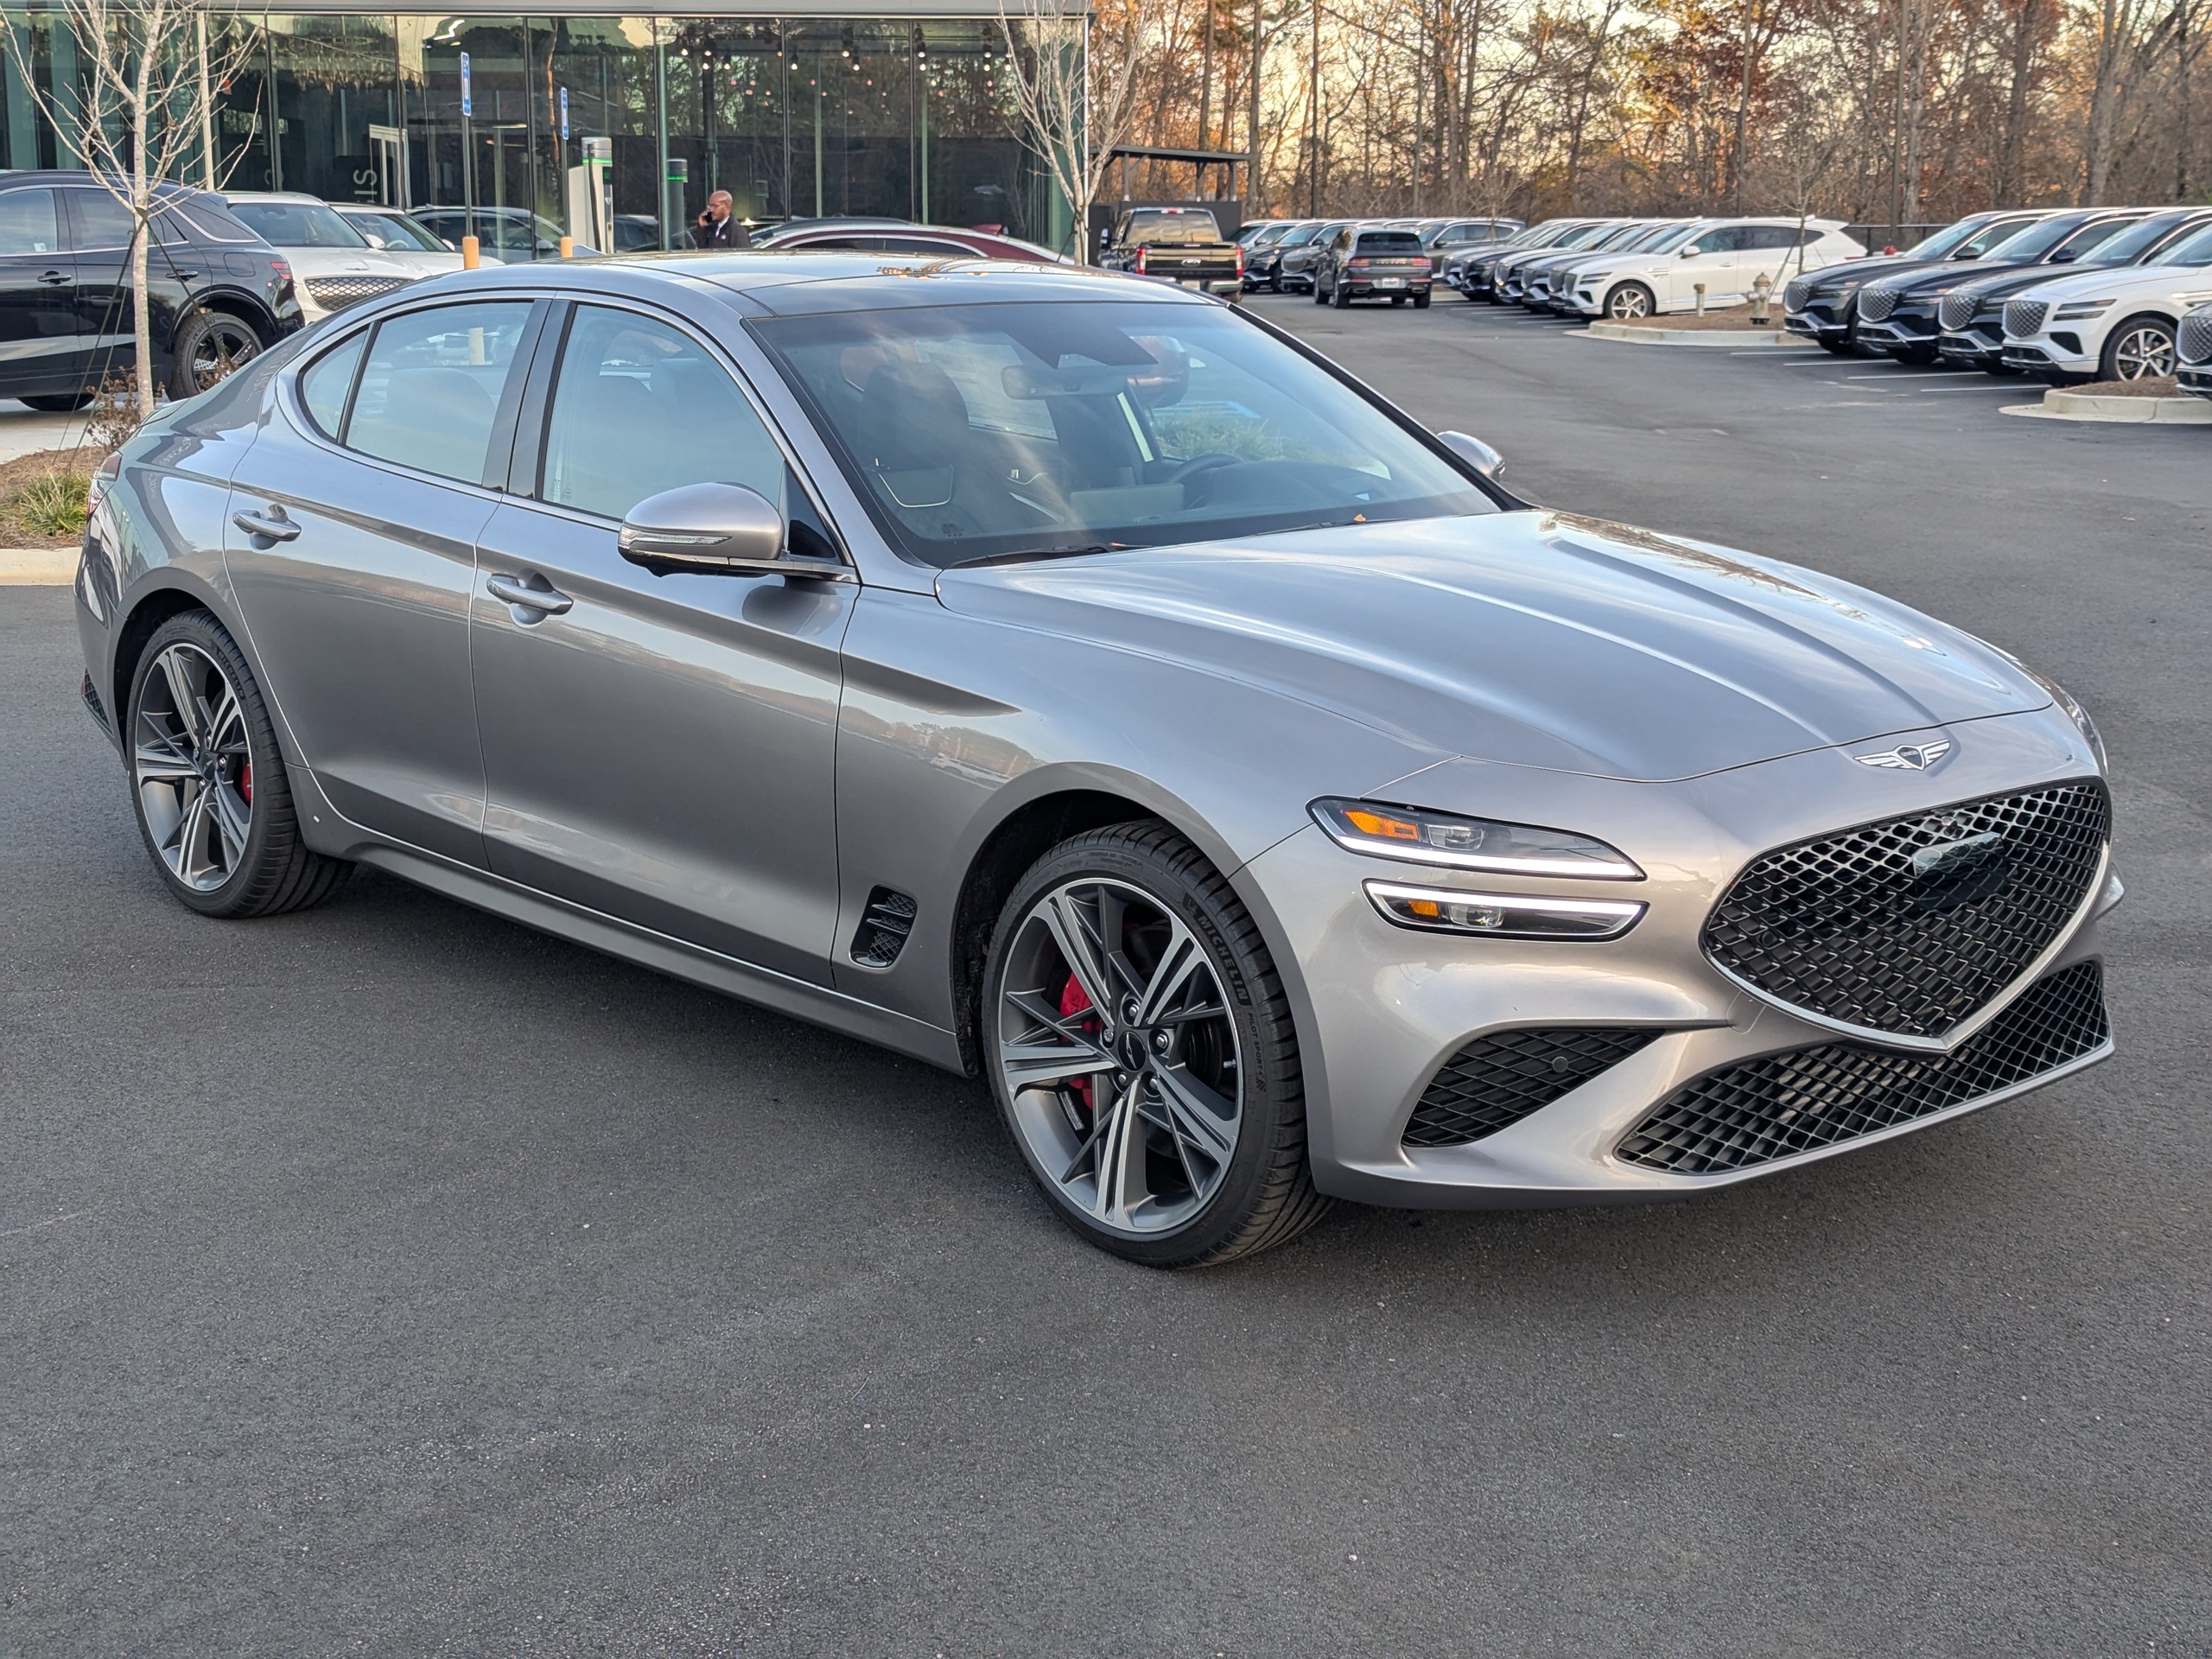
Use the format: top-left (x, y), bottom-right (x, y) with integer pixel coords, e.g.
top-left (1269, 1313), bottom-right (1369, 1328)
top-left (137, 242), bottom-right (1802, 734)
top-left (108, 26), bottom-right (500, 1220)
top-left (73, 255), bottom-right (2119, 1266)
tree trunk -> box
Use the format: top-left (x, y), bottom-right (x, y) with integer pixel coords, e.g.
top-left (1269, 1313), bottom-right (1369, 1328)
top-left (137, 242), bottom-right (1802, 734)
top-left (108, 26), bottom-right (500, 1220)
top-left (1996, 0), bottom-right (2041, 204)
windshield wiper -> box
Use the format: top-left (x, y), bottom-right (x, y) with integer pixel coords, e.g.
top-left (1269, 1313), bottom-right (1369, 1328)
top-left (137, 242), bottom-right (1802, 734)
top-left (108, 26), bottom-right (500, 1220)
top-left (947, 542), bottom-right (1138, 570)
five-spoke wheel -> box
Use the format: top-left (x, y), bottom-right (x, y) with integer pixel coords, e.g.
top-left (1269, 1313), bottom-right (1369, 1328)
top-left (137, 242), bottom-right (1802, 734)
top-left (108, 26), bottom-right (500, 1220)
top-left (983, 823), bottom-right (1328, 1266)
top-left (2102, 317), bottom-right (2175, 381)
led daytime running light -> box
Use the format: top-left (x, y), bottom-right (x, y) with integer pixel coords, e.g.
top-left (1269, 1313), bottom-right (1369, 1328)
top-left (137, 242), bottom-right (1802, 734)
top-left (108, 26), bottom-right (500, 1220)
top-left (1311, 798), bottom-right (1644, 880)
top-left (1364, 880), bottom-right (1646, 940)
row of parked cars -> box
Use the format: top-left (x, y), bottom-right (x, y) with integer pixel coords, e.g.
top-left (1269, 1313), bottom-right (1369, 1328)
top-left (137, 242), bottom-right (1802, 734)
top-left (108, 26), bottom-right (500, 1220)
top-left (1447, 214), bottom-right (1865, 318)
top-left (1237, 215), bottom-right (1524, 304)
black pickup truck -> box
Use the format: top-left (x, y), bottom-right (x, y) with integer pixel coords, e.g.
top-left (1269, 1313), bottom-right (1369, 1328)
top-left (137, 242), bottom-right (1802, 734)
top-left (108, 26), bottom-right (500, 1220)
top-left (1098, 207), bottom-right (1243, 300)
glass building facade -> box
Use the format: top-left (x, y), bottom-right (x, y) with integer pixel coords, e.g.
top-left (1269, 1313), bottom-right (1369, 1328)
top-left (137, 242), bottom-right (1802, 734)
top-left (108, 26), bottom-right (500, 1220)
top-left (0, 7), bottom-right (1069, 253)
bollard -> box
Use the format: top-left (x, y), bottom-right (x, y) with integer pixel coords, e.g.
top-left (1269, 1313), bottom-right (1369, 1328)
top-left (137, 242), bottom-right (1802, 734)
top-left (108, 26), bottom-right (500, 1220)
top-left (559, 235), bottom-right (575, 259)
top-left (1694, 282), bottom-right (1706, 315)
top-left (461, 234), bottom-right (480, 270)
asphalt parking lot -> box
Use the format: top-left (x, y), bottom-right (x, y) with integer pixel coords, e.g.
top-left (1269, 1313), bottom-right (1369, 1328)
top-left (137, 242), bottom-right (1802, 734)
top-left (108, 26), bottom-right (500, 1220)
top-left (5, 296), bottom-right (2208, 1656)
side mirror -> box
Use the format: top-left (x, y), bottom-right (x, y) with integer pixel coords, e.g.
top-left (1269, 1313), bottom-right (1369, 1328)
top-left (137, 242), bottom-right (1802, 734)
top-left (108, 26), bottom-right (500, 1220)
top-left (1437, 430), bottom-right (1504, 480)
top-left (619, 482), bottom-right (840, 577)
top-left (360, 232), bottom-right (387, 249)
top-left (1680, 245), bottom-right (1701, 257)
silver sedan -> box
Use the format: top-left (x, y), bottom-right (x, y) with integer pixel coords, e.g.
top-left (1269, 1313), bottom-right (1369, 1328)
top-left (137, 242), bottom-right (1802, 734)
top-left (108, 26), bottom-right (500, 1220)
top-left (73, 254), bottom-right (2118, 1265)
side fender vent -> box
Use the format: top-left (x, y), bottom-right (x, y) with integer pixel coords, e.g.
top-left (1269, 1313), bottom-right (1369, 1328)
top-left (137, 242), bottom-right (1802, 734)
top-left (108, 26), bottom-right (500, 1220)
top-left (850, 887), bottom-right (918, 969)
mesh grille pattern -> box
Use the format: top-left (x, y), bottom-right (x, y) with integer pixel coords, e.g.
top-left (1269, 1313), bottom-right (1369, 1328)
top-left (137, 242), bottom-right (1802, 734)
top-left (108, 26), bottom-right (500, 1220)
top-left (1403, 1028), bottom-right (1661, 1148)
top-left (2006, 297), bottom-right (2050, 338)
top-left (2177, 309), bottom-right (2212, 365)
top-left (1783, 276), bottom-right (1814, 310)
top-left (1939, 292), bottom-right (1980, 331)
top-left (1858, 286), bottom-right (1898, 321)
top-left (306, 274), bottom-right (414, 310)
top-left (1704, 781), bottom-right (2107, 1039)
top-left (1618, 961), bottom-right (2107, 1175)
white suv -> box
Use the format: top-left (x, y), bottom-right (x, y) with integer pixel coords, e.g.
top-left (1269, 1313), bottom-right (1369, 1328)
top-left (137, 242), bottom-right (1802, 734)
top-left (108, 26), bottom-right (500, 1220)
top-left (1560, 219), bottom-right (1864, 320)
top-left (2000, 219), bottom-right (2212, 381)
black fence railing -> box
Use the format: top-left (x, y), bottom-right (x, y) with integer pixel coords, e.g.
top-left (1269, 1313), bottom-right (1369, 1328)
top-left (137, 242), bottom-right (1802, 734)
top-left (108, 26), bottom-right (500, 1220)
top-left (1845, 223), bottom-right (1948, 252)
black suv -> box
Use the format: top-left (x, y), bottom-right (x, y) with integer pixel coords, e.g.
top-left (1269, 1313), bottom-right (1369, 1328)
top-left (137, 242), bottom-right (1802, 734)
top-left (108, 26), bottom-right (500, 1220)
top-left (0, 171), bottom-right (302, 409)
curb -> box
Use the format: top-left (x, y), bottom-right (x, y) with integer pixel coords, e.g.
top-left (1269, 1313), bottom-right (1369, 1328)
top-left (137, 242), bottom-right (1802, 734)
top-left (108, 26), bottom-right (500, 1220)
top-left (1578, 322), bottom-right (1812, 348)
top-left (2000, 390), bottom-right (2212, 424)
top-left (0, 547), bottom-right (78, 585)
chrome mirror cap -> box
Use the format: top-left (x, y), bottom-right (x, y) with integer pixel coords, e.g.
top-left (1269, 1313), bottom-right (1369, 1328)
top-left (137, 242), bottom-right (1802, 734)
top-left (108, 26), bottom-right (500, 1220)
top-left (1437, 430), bottom-right (1504, 480)
top-left (619, 482), bottom-right (789, 574)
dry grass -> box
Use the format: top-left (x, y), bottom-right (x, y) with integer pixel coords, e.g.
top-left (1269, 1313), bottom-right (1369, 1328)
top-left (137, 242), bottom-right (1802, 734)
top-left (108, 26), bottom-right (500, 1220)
top-left (0, 447), bottom-right (98, 548)
top-left (1610, 307), bottom-right (1785, 331)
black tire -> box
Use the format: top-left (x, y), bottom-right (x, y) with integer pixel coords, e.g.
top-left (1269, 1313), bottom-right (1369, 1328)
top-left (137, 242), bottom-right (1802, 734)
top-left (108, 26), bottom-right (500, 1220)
top-left (22, 390), bottom-right (93, 412)
top-left (1818, 335), bottom-right (1852, 354)
top-left (126, 610), bottom-right (351, 918)
top-left (1413, 289), bottom-right (1432, 309)
top-left (168, 308), bottom-right (269, 397)
top-left (1331, 280), bottom-right (1352, 309)
top-left (982, 822), bottom-right (1330, 1268)
top-left (1268, 275), bottom-right (1282, 293)
top-left (2100, 315), bottom-right (2175, 381)
top-left (1894, 343), bottom-right (1940, 365)
top-left (1389, 295), bottom-right (1407, 306)
top-left (1312, 278), bottom-right (1329, 305)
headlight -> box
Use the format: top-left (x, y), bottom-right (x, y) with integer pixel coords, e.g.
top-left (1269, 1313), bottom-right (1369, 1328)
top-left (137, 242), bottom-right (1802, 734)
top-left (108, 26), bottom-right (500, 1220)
top-left (2054, 298), bottom-right (2114, 320)
top-left (1366, 880), bottom-right (1646, 940)
top-left (1310, 798), bottom-right (1644, 879)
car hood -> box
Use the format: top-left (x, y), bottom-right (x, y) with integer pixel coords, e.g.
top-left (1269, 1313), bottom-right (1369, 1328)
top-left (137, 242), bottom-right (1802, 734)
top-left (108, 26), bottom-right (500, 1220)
top-left (276, 246), bottom-right (428, 281)
top-left (1876, 258), bottom-right (2047, 296)
top-left (933, 512), bottom-right (2045, 784)
top-left (2012, 262), bottom-right (2212, 304)
top-left (1804, 254), bottom-right (1940, 293)
top-left (1953, 264), bottom-right (2115, 302)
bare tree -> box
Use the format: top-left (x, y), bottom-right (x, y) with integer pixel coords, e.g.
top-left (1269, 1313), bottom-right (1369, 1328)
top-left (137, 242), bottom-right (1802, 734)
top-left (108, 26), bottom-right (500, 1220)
top-left (3, 0), bottom-right (247, 415)
top-left (1001, 0), bottom-right (1160, 261)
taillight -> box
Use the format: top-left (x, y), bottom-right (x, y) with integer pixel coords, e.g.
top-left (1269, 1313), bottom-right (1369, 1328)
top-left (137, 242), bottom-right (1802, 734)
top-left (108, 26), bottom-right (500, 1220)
top-left (270, 257), bottom-right (292, 283)
top-left (1349, 257), bottom-right (1371, 269)
top-left (1135, 248), bottom-right (1147, 273)
top-left (1236, 246), bottom-right (1245, 276)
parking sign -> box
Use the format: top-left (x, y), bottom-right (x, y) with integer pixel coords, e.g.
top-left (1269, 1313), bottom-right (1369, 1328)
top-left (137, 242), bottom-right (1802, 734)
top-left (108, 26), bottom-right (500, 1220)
top-left (460, 51), bottom-right (472, 118)
top-left (559, 87), bottom-right (569, 141)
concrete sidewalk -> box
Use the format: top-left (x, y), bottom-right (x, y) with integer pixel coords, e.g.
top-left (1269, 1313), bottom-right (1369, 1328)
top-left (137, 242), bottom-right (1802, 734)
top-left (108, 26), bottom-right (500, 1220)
top-left (0, 547), bottom-right (74, 583)
top-left (0, 397), bottom-right (91, 461)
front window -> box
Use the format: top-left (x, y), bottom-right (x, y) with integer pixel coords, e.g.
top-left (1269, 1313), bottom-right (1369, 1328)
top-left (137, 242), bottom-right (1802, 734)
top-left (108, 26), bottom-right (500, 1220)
top-left (2094, 213), bottom-right (2198, 264)
top-left (2152, 223), bottom-right (2212, 266)
top-left (1902, 217), bottom-right (1990, 259)
top-left (1982, 215), bottom-right (2087, 261)
top-left (753, 299), bottom-right (1494, 569)
top-left (1637, 224), bottom-right (1701, 254)
top-left (228, 199), bottom-right (369, 250)
top-left (1955, 216), bottom-right (2041, 257)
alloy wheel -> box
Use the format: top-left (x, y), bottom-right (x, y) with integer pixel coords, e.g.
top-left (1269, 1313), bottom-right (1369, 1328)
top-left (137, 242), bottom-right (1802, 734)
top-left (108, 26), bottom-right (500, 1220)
top-left (1606, 284), bottom-right (1652, 320)
top-left (996, 877), bottom-right (1243, 1236)
top-left (2110, 325), bottom-right (2173, 379)
top-left (186, 316), bottom-right (263, 391)
top-left (134, 642), bottom-right (252, 891)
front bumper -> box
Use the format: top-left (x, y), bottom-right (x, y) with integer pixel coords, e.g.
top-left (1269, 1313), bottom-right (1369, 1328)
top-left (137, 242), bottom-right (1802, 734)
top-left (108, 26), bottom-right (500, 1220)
top-left (1244, 709), bottom-right (2113, 1208)
top-left (2001, 336), bottom-right (2094, 376)
top-left (2177, 361), bottom-right (2212, 397)
top-left (1937, 325), bottom-right (2005, 368)
top-left (1857, 313), bottom-right (1940, 353)
top-left (1783, 302), bottom-right (1847, 341)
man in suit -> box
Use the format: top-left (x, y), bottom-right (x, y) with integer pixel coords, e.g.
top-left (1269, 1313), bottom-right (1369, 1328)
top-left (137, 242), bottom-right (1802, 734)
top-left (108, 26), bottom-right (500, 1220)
top-left (690, 190), bottom-right (752, 250)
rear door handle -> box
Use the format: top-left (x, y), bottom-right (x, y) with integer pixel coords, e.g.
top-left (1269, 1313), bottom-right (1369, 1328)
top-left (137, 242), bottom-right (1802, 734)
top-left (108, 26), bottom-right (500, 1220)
top-left (486, 571), bottom-right (573, 619)
top-left (232, 506), bottom-right (301, 543)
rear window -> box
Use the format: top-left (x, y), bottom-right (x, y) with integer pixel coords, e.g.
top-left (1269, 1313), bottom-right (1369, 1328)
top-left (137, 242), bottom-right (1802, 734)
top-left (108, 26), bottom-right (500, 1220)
top-left (1356, 232), bottom-right (1423, 254)
top-left (1122, 211), bottom-right (1222, 245)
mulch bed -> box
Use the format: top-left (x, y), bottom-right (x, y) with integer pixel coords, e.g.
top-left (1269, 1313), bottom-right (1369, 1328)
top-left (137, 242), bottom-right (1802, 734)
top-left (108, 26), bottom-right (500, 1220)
top-left (0, 445), bottom-right (101, 549)
top-left (2066, 376), bottom-right (2181, 398)
top-left (1611, 308), bottom-right (1783, 331)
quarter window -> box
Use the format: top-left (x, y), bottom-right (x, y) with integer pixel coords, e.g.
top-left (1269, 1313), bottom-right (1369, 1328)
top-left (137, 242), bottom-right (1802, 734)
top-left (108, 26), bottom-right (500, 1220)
top-left (346, 301), bottom-right (534, 484)
top-left (539, 304), bottom-right (787, 522)
top-left (299, 333), bottom-right (366, 438)
top-left (0, 188), bottom-right (59, 256)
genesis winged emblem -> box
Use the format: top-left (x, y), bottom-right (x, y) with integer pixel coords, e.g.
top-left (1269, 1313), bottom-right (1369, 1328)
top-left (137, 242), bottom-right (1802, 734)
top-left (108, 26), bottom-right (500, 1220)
top-left (1854, 739), bottom-right (1953, 772)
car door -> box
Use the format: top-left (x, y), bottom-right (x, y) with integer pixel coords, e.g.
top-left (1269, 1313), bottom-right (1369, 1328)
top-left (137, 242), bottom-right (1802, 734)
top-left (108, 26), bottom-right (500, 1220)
top-left (224, 296), bottom-right (545, 865)
top-left (468, 299), bottom-right (856, 983)
top-left (1665, 226), bottom-right (1748, 307)
top-left (0, 187), bottom-right (86, 397)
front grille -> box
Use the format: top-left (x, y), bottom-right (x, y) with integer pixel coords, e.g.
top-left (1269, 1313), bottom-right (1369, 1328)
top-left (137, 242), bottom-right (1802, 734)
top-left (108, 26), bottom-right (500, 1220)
top-left (1618, 960), bottom-right (2107, 1175)
top-left (305, 274), bottom-right (414, 310)
top-left (2176, 308), bottom-right (2212, 365)
top-left (1704, 781), bottom-right (2108, 1040)
top-left (1858, 286), bottom-right (1898, 321)
top-left (2005, 297), bottom-right (2050, 338)
top-left (1939, 292), bottom-right (1980, 331)
top-left (1403, 1027), bottom-right (1661, 1148)
top-left (1783, 276), bottom-right (1814, 311)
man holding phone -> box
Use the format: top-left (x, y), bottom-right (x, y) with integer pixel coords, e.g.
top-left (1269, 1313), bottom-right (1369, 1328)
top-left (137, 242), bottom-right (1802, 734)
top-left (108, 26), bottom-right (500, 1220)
top-left (690, 190), bottom-right (752, 250)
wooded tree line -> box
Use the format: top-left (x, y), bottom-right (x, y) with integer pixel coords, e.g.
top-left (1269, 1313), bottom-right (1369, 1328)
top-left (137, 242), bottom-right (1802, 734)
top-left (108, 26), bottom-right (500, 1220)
top-left (1097, 0), bottom-right (2210, 231)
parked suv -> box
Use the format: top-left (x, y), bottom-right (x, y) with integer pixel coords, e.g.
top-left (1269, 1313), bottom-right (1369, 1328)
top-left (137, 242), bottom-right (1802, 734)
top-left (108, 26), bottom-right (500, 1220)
top-left (224, 192), bottom-right (435, 325)
top-left (1936, 209), bottom-right (2211, 372)
top-left (1853, 210), bottom-right (2143, 364)
top-left (2000, 217), bottom-right (2212, 381)
top-left (2173, 300), bottom-right (2212, 397)
top-left (1781, 210), bottom-right (2052, 353)
top-left (0, 171), bottom-right (299, 408)
top-left (1313, 226), bottom-right (1433, 307)
top-left (1558, 218), bottom-right (1862, 319)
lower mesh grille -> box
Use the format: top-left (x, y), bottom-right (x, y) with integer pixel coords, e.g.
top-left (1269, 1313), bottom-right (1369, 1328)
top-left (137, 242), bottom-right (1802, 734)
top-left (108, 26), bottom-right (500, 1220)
top-left (2177, 308), bottom-right (2212, 365)
top-left (1618, 960), bottom-right (2107, 1176)
top-left (1404, 1027), bottom-right (1661, 1148)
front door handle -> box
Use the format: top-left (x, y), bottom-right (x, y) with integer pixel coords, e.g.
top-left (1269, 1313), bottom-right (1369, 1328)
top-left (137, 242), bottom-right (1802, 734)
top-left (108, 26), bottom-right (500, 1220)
top-left (232, 505), bottom-right (301, 543)
top-left (38, 269), bottom-right (70, 285)
top-left (486, 571), bottom-right (573, 620)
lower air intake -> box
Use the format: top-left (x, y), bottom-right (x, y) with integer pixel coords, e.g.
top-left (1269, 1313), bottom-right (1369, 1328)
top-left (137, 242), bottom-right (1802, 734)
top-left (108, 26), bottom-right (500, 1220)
top-left (849, 887), bottom-right (918, 969)
top-left (1617, 959), bottom-right (2107, 1176)
top-left (1403, 1027), bottom-right (1661, 1148)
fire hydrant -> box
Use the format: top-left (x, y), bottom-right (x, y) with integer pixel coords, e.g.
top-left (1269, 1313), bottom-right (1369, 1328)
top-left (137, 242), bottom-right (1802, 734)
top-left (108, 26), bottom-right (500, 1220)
top-left (1750, 271), bottom-right (1773, 326)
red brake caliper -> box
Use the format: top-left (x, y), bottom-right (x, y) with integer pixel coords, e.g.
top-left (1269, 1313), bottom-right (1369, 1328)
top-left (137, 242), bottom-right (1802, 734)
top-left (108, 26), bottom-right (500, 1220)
top-left (1059, 973), bottom-right (1097, 1110)
top-left (238, 763), bottom-right (252, 804)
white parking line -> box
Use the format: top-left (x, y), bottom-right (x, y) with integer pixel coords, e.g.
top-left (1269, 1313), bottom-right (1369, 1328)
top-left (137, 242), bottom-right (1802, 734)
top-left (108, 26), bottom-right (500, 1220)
top-left (1846, 371), bottom-right (1990, 379)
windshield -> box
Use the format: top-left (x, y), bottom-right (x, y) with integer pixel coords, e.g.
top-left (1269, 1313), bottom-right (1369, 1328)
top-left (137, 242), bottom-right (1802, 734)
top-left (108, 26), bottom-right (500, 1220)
top-left (1278, 223), bottom-right (1325, 247)
top-left (1582, 223), bottom-right (1651, 252)
top-left (1901, 217), bottom-right (1992, 259)
top-left (1549, 222), bottom-right (1612, 250)
top-left (2106, 213), bottom-right (2208, 263)
top-left (754, 299), bottom-right (1493, 569)
top-left (228, 200), bottom-right (368, 250)
top-left (2050, 217), bottom-right (2139, 262)
top-left (2152, 223), bottom-right (2212, 265)
top-left (1981, 214), bottom-right (2086, 261)
top-left (1643, 224), bottom-right (1704, 253)
top-left (350, 211), bottom-right (448, 252)
top-left (1122, 211), bottom-right (1221, 245)
top-left (1955, 216), bottom-right (2042, 257)
top-left (1252, 222), bottom-right (1297, 246)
